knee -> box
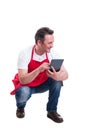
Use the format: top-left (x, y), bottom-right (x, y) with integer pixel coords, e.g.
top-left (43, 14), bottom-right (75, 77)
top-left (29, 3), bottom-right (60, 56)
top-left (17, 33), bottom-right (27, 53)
top-left (52, 81), bottom-right (62, 93)
top-left (57, 81), bottom-right (63, 87)
top-left (56, 81), bottom-right (62, 90)
top-left (15, 86), bottom-right (32, 102)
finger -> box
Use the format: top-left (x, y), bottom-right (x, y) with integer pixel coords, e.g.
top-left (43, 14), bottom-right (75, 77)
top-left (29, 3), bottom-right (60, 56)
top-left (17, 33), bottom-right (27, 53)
top-left (51, 66), bottom-right (56, 72)
top-left (47, 70), bottom-right (53, 75)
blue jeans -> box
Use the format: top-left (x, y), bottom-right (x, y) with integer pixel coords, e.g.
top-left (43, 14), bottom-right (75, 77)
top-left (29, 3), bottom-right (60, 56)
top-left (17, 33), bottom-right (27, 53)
top-left (15, 78), bottom-right (63, 112)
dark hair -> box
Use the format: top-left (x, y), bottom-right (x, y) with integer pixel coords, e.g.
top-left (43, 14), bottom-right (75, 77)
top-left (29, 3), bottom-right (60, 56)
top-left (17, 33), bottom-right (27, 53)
top-left (35, 27), bottom-right (54, 44)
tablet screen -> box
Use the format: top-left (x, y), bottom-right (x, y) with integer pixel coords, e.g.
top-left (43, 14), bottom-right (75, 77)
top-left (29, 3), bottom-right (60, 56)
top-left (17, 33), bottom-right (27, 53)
top-left (50, 59), bottom-right (64, 72)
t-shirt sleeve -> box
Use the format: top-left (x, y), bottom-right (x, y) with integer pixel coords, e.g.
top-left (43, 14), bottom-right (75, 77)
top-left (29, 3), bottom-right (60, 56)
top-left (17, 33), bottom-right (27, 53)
top-left (17, 48), bottom-right (31, 70)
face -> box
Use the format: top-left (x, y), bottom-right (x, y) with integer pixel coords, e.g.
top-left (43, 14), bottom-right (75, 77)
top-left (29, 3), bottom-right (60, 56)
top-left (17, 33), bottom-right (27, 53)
top-left (39, 34), bottom-right (54, 53)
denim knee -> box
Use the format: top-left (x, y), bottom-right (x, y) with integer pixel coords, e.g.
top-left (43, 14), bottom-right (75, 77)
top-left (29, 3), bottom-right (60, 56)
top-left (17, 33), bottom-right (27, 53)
top-left (55, 81), bottom-right (62, 92)
top-left (15, 86), bottom-right (32, 104)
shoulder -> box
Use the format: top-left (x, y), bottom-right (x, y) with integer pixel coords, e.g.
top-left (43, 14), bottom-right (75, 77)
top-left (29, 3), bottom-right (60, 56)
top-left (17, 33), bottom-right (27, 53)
top-left (18, 45), bottom-right (33, 58)
top-left (17, 45), bottom-right (33, 69)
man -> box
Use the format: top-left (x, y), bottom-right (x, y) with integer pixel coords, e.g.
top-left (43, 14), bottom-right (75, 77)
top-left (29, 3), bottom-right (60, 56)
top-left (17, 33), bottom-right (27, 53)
top-left (10, 27), bottom-right (68, 123)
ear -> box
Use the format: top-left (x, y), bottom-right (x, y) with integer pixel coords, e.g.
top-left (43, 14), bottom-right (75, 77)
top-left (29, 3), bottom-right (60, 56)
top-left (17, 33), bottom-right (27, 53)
top-left (38, 40), bottom-right (43, 46)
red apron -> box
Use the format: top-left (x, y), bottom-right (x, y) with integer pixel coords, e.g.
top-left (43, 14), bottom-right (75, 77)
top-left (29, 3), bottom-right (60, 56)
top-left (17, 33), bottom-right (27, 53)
top-left (10, 45), bottom-right (49, 95)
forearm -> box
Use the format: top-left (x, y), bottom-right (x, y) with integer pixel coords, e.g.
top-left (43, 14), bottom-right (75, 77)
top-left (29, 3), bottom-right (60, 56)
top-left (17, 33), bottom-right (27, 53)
top-left (18, 62), bottom-right (50, 84)
top-left (19, 68), bottom-right (40, 84)
top-left (46, 67), bottom-right (68, 81)
top-left (55, 71), bottom-right (68, 81)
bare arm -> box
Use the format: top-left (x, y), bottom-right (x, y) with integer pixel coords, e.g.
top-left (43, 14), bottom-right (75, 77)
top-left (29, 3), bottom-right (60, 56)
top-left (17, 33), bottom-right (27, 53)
top-left (18, 62), bottom-right (50, 84)
top-left (46, 65), bottom-right (68, 81)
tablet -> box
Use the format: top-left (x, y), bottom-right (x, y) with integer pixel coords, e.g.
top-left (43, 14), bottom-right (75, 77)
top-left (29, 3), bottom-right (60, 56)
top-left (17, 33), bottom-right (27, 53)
top-left (50, 59), bottom-right (64, 72)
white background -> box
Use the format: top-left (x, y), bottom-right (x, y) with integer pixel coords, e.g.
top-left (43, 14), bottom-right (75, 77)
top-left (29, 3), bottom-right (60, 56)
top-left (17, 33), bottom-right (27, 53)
top-left (0, 0), bottom-right (86, 129)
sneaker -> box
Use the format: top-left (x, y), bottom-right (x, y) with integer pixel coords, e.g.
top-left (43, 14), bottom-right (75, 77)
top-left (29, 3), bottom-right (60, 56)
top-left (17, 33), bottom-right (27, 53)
top-left (16, 108), bottom-right (25, 118)
top-left (47, 112), bottom-right (63, 123)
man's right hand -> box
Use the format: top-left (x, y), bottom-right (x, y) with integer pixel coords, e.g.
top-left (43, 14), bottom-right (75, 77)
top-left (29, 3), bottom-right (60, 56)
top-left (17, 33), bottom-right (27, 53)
top-left (38, 62), bottom-right (50, 72)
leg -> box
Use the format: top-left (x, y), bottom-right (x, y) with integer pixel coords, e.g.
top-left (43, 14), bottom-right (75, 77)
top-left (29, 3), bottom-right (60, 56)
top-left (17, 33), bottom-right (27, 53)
top-left (31, 78), bottom-right (62, 112)
top-left (47, 79), bottom-right (63, 123)
top-left (15, 86), bottom-right (32, 118)
top-left (15, 81), bottom-right (50, 118)
top-left (47, 80), bottom-right (62, 112)
top-left (15, 86), bottom-right (32, 108)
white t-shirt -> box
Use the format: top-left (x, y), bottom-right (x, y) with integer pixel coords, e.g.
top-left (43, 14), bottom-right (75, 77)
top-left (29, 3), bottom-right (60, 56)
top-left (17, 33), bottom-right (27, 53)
top-left (17, 45), bottom-right (61, 70)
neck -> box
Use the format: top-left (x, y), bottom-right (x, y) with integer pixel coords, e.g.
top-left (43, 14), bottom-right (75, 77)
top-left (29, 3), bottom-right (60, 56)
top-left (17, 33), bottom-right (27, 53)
top-left (35, 45), bottom-right (44, 55)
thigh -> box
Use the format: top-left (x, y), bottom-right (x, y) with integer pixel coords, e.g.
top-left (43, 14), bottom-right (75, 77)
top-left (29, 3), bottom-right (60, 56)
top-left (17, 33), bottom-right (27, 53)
top-left (33, 78), bottom-right (52, 94)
